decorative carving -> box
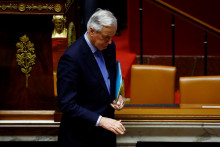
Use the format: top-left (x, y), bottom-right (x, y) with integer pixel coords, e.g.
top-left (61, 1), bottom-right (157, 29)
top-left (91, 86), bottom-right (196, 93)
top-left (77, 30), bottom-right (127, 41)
top-left (0, 4), bottom-right (17, 11)
top-left (52, 15), bottom-right (67, 38)
top-left (68, 22), bottom-right (76, 46)
top-left (0, 3), bottom-right (62, 13)
top-left (18, 3), bottom-right (26, 12)
top-left (54, 4), bottom-right (62, 12)
top-left (16, 35), bottom-right (36, 88)
top-left (26, 4), bottom-right (54, 11)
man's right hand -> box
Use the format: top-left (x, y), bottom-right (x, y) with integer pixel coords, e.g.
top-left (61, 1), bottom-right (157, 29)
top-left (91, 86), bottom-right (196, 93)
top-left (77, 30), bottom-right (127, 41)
top-left (98, 117), bottom-right (126, 135)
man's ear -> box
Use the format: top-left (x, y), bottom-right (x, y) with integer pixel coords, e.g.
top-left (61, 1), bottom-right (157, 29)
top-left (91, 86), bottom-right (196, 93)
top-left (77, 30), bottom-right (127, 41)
top-left (89, 27), bottom-right (95, 36)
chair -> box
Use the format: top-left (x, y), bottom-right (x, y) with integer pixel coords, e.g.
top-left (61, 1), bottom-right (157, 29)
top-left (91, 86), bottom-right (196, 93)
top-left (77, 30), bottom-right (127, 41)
top-left (179, 76), bottom-right (220, 108)
top-left (130, 65), bottom-right (176, 104)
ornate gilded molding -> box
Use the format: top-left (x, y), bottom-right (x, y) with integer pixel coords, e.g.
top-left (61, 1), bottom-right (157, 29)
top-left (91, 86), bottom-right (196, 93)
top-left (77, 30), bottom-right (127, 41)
top-left (25, 4), bottom-right (53, 11)
top-left (54, 4), bottom-right (62, 12)
top-left (0, 4), bottom-right (17, 10)
top-left (21, 3), bottom-right (60, 12)
top-left (0, 3), bottom-right (62, 13)
top-left (18, 3), bottom-right (25, 11)
top-left (16, 35), bottom-right (36, 88)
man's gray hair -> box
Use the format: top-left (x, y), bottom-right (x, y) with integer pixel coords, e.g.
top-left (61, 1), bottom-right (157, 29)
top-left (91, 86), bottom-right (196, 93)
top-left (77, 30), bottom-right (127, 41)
top-left (87, 9), bottom-right (117, 32)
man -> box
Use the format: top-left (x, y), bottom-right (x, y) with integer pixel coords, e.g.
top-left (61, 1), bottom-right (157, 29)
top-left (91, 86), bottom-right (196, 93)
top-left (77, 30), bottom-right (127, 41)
top-left (57, 9), bottom-right (125, 147)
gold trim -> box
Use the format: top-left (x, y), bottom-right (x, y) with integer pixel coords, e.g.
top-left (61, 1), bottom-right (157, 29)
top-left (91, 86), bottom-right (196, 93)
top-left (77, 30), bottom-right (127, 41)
top-left (54, 4), bottom-right (62, 12)
top-left (18, 3), bottom-right (25, 12)
top-left (0, 3), bottom-right (62, 13)
top-left (0, 3), bottom-right (17, 11)
top-left (16, 35), bottom-right (36, 88)
top-left (26, 4), bottom-right (54, 11)
top-left (53, 72), bottom-right (57, 97)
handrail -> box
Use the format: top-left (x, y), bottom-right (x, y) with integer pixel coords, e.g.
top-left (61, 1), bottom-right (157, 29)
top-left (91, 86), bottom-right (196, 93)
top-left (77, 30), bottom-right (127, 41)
top-left (147, 0), bottom-right (220, 37)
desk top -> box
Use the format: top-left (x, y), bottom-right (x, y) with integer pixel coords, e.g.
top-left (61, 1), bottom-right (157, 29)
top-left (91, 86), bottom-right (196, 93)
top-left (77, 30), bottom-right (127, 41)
top-left (1, 107), bottom-right (220, 123)
top-left (115, 107), bottom-right (220, 122)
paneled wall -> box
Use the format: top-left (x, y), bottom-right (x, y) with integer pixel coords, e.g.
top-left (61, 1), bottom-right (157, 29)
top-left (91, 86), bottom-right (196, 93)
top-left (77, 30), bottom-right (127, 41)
top-left (0, 0), bottom-right (80, 111)
top-left (0, 15), bottom-right (54, 110)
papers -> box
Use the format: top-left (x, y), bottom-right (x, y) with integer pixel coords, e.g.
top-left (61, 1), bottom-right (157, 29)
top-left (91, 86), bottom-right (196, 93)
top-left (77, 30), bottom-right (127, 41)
top-left (115, 61), bottom-right (123, 101)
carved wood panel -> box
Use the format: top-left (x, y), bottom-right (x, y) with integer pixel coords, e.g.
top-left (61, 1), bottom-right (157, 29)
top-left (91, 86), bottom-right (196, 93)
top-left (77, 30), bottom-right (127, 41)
top-left (0, 14), bottom-right (54, 110)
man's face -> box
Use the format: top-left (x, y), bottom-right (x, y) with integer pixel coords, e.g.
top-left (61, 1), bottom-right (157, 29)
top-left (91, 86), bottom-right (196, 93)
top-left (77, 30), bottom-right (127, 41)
top-left (89, 26), bottom-right (117, 51)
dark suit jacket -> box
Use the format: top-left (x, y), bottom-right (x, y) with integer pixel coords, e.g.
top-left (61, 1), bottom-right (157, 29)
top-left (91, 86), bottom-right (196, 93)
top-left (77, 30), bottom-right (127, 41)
top-left (57, 35), bottom-right (116, 147)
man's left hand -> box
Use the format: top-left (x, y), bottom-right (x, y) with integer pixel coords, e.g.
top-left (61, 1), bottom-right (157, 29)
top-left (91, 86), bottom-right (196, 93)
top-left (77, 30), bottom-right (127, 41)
top-left (110, 95), bottom-right (124, 110)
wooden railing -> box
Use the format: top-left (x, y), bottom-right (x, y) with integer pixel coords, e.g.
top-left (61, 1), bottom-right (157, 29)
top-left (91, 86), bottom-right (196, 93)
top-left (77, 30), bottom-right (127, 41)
top-left (147, 0), bottom-right (220, 36)
top-left (139, 0), bottom-right (220, 75)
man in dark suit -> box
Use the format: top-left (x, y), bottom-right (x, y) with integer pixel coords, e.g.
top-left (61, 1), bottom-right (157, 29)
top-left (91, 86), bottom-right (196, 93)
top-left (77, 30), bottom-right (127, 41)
top-left (57, 9), bottom-right (125, 147)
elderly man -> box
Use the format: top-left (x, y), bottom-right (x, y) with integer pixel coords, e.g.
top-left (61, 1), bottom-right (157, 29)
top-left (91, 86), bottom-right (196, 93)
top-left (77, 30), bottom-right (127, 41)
top-left (57, 9), bottom-right (125, 147)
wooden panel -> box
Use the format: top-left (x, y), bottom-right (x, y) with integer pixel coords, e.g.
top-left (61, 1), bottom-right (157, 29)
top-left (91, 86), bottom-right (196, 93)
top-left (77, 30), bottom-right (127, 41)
top-left (0, 111), bottom-right (55, 120)
top-left (0, 1), bottom-right (79, 128)
top-left (0, 127), bottom-right (59, 136)
top-left (0, 14), bottom-right (54, 110)
top-left (128, 0), bottom-right (220, 56)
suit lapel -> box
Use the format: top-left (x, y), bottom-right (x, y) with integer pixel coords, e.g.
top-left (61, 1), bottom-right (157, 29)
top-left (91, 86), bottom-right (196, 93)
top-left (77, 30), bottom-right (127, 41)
top-left (81, 38), bottom-right (110, 95)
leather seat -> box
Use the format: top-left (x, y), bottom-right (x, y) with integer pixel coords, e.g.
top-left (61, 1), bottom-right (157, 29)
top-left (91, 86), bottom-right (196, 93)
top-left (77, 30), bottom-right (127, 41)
top-left (179, 76), bottom-right (220, 108)
top-left (130, 65), bottom-right (176, 104)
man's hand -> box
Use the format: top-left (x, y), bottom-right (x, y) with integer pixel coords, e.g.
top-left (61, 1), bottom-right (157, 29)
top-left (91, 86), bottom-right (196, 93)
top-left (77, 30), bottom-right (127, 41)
top-left (110, 95), bottom-right (124, 110)
top-left (98, 117), bottom-right (126, 135)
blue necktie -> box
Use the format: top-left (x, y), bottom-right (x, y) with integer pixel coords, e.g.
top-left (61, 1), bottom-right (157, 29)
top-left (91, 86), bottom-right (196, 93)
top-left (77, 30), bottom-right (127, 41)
top-left (95, 50), bottom-right (110, 94)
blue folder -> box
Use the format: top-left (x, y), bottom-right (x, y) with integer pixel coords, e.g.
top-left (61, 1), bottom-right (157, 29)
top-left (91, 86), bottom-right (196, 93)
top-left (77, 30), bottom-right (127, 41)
top-left (115, 61), bottom-right (123, 101)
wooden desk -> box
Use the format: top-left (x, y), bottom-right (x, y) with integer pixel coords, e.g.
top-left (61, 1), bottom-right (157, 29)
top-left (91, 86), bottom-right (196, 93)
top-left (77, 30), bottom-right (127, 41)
top-left (2, 106), bottom-right (220, 122)
top-left (1, 108), bottom-right (220, 147)
top-left (115, 107), bottom-right (220, 122)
